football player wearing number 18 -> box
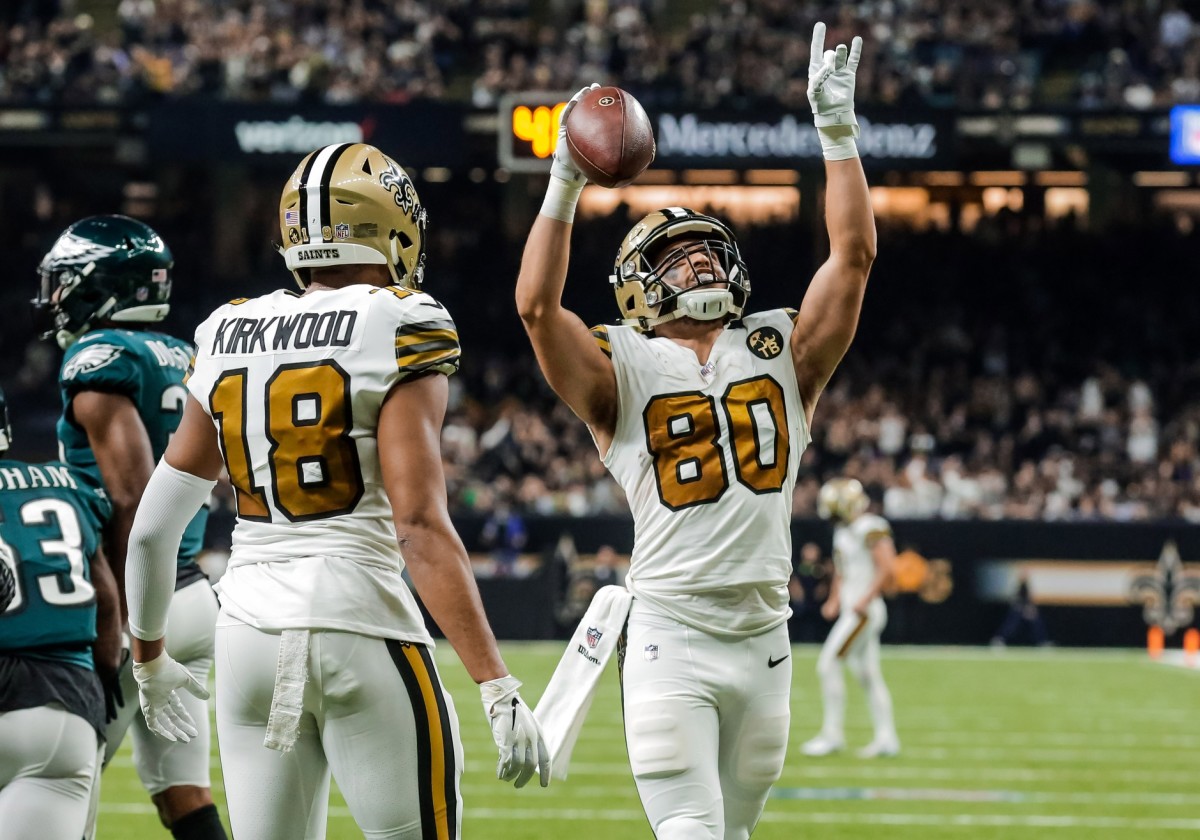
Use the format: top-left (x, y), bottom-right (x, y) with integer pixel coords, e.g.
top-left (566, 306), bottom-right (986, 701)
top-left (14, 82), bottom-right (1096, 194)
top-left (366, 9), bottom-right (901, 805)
top-left (33, 214), bottom-right (227, 840)
top-left (123, 142), bottom-right (549, 840)
top-left (516, 23), bottom-right (874, 840)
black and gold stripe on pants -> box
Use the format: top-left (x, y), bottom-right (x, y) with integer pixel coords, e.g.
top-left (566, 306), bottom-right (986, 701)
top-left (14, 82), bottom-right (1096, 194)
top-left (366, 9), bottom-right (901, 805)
top-left (387, 640), bottom-right (459, 840)
top-left (837, 614), bottom-right (869, 659)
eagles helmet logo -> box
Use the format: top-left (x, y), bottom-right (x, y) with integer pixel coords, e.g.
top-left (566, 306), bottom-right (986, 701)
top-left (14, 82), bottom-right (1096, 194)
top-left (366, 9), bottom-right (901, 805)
top-left (62, 344), bottom-right (123, 380)
top-left (747, 326), bottom-right (784, 360)
top-left (42, 231), bottom-right (119, 264)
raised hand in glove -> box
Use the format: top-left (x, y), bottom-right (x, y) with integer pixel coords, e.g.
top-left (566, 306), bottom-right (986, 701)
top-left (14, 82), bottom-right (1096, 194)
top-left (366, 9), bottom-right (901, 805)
top-left (541, 83), bottom-right (600, 222)
top-left (480, 675), bottom-right (551, 788)
top-left (132, 650), bottom-right (209, 743)
top-left (552, 83), bottom-right (600, 184)
top-left (808, 22), bottom-right (864, 160)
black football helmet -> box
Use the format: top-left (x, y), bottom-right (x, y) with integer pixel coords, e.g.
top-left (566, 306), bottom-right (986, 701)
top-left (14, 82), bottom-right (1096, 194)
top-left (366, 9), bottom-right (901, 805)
top-left (33, 215), bottom-right (173, 349)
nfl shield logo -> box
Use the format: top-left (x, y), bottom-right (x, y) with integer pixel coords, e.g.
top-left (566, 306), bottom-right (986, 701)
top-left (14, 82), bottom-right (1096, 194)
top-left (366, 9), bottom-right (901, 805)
top-left (586, 627), bottom-right (602, 648)
top-left (644, 644), bottom-right (659, 661)
top-left (334, 222), bottom-right (350, 240)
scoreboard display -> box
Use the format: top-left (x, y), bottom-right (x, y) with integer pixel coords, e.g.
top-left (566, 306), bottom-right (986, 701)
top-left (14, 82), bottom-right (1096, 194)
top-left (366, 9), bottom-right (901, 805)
top-left (498, 92), bottom-right (570, 172)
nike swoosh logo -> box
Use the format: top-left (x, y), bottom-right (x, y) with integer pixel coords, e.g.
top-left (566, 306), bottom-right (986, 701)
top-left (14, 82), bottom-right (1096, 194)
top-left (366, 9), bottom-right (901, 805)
top-left (768, 654), bottom-right (790, 668)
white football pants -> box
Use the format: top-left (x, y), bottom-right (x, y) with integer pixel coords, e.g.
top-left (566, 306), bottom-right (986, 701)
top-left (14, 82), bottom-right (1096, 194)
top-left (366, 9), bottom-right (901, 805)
top-left (814, 598), bottom-right (897, 744)
top-left (215, 618), bottom-right (463, 840)
top-left (0, 705), bottom-right (101, 840)
top-left (621, 601), bottom-right (792, 840)
top-left (102, 577), bottom-right (219, 791)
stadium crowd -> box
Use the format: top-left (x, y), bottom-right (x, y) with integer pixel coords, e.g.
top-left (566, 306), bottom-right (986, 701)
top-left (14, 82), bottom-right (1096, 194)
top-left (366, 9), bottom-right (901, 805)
top-left (2, 0), bottom-right (1199, 110)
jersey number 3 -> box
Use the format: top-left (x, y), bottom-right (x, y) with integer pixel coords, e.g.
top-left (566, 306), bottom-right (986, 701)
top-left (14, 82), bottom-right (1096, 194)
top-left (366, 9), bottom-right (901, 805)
top-left (210, 360), bottom-right (364, 522)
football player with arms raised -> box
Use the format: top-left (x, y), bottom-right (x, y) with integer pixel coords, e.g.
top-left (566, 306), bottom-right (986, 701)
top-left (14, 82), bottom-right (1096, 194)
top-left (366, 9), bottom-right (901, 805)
top-left (801, 477), bottom-right (900, 759)
top-left (516, 23), bottom-right (875, 839)
top-left (122, 143), bottom-right (548, 840)
top-left (33, 215), bottom-right (227, 839)
top-left (0, 387), bottom-right (123, 839)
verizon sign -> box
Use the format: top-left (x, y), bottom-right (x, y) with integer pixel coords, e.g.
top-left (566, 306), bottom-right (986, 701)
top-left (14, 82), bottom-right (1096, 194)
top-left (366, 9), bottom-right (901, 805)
top-left (656, 113), bottom-right (943, 164)
top-left (234, 115), bottom-right (364, 154)
top-left (148, 102), bottom-right (465, 165)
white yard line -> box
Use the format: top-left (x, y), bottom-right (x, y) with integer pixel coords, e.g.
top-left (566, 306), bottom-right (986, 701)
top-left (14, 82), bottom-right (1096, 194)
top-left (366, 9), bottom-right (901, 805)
top-left (94, 802), bottom-right (1200, 830)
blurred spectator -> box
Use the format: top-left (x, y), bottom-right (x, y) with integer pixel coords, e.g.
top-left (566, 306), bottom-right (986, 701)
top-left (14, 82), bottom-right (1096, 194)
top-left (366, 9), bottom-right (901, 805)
top-left (789, 541), bottom-right (834, 643)
top-left (990, 573), bottom-right (1051, 647)
top-left (4, 1), bottom-right (1200, 110)
top-left (479, 497), bottom-right (528, 576)
top-left (590, 544), bottom-right (627, 589)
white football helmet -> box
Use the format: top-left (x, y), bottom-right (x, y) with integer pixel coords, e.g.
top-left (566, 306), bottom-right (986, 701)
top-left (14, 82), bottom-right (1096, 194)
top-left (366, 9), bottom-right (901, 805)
top-left (610, 207), bottom-right (749, 331)
top-left (817, 477), bottom-right (870, 522)
top-left (279, 143), bottom-right (428, 289)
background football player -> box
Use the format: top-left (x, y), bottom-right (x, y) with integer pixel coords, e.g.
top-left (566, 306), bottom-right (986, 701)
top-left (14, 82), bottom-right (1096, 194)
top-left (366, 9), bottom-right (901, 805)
top-left (801, 477), bottom-right (901, 758)
top-left (514, 23), bottom-right (875, 839)
top-left (33, 215), bottom-right (227, 840)
top-left (0, 386), bottom-right (123, 839)
top-left (121, 142), bottom-right (548, 840)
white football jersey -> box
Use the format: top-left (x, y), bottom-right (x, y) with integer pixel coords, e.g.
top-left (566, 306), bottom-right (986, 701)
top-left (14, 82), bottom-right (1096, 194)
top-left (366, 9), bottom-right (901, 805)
top-left (832, 513), bottom-right (892, 609)
top-left (186, 284), bottom-right (460, 643)
top-left (600, 309), bottom-right (810, 636)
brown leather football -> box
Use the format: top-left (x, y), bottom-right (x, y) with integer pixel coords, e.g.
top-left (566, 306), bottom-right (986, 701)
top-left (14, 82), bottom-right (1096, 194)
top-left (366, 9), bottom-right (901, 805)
top-left (564, 86), bottom-right (656, 189)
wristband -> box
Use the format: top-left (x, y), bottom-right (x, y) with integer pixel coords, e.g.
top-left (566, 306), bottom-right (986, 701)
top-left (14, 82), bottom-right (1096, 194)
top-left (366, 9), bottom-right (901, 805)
top-left (540, 174), bottom-right (585, 224)
top-left (818, 131), bottom-right (859, 161)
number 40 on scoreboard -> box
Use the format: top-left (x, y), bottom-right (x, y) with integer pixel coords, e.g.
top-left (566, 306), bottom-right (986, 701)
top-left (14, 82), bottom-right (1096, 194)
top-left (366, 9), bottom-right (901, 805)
top-left (498, 92), bottom-right (571, 173)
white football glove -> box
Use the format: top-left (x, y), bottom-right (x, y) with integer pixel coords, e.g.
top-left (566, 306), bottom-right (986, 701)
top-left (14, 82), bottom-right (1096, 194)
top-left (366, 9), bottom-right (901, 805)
top-left (132, 650), bottom-right (209, 743)
top-left (480, 675), bottom-right (551, 788)
top-left (541, 82), bottom-right (600, 222)
top-left (807, 22), bottom-right (863, 160)
top-left (551, 83), bottom-right (600, 184)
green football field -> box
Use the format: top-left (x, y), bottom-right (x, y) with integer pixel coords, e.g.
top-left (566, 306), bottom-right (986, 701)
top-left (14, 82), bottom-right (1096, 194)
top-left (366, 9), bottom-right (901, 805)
top-left (96, 644), bottom-right (1200, 839)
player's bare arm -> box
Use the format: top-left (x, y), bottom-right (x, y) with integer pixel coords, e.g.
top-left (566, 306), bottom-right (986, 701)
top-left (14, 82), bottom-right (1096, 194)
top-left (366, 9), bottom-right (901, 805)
top-left (381, 371), bottom-right (551, 787)
top-left (163, 396), bottom-right (225, 481)
top-left (516, 84), bottom-right (618, 443)
top-left (516, 216), bottom-right (617, 440)
top-left (792, 23), bottom-right (877, 425)
top-left (379, 372), bottom-right (509, 683)
top-left (822, 574), bottom-right (842, 621)
top-left (90, 543), bottom-right (124, 720)
top-left (72, 390), bottom-right (156, 621)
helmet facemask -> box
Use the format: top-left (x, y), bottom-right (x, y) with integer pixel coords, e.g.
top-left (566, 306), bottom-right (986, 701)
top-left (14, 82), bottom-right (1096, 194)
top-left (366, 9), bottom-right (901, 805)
top-left (611, 209), bottom-right (750, 331)
top-left (645, 239), bottom-right (748, 323)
